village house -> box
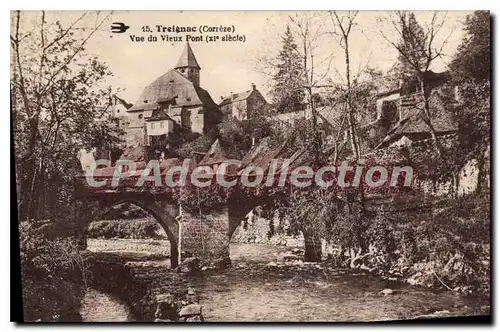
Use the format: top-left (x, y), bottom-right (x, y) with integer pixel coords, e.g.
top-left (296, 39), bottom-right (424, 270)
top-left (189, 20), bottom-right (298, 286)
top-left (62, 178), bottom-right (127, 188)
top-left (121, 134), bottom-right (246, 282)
top-left (125, 42), bottom-right (221, 147)
top-left (145, 107), bottom-right (177, 147)
top-left (219, 84), bottom-right (270, 121)
top-left (111, 94), bottom-right (133, 117)
top-left (110, 94), bottom-right (133, 130)
top-left (373, 70), bottom-right (457, 149)
top-left (256, 70), bottom-right (482, 198)
top-left (368, 71), bottom-right (488, 197)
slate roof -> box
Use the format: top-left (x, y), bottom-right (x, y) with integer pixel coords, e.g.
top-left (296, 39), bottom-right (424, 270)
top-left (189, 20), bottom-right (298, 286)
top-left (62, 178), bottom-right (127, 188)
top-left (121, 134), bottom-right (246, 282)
top-left (145, 109), bottom-right (174, 122)
top-left (238, 136), bottom-right (301, 174)
top-left (219, 90), bottom-right (254, 106)
top-left (118, 146), bottom-right (145, 162)
top-left (159, 158), bottom-right (182, 175)
top-left (376, 70), bottom-right (449, 97)
top-left (128, 69), bottom-right (218, 112)
top-left (198, 139), bottom-right (237, 166)
top-left (175, 42), bottom-right (201, 69)
top-left (375, 108), bottom-right (457, 149)
top-left (113, 95), bottom-right (133, 109)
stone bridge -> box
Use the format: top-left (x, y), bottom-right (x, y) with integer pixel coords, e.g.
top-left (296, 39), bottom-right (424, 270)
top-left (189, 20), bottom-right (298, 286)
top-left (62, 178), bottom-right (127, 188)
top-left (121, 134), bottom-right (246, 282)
top-left (75, 137), bottom-right (328, 268)
top-left (75, 185), bottom-right (254, 269)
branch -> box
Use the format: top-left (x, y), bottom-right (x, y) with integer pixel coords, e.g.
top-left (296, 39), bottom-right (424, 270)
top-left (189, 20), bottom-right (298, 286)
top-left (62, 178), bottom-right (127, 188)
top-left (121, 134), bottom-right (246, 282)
top-left (43, 12), bottom-right (88, 51)
top-left (39, 11), bottom-right (113, 96)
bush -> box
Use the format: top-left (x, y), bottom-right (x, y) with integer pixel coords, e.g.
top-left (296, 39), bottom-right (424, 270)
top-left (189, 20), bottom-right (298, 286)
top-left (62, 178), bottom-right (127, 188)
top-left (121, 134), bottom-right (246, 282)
top-left (326, 192), bottom-right (490, 294)
top-left (20, 221), bottom-right (88, 322)
top-left (87, 219), bottom-right (167, 240)
top-left (175, 134), bottom-right (213, 159)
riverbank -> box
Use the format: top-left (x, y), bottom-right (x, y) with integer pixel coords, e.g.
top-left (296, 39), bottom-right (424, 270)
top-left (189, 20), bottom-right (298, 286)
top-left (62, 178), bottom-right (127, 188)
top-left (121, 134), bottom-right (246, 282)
top-left (81, 288), bottom-right (132, 322)
top-left (80, 241), bottom-right (490, 322)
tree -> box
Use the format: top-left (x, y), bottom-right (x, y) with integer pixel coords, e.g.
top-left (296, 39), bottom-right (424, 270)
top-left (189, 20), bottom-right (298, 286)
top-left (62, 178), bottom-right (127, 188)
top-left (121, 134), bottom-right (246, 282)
top-left (380, 11), bottom-right (451, 155)
top-left (329, 11), bottom-right (371, 255)
top-left (396, 13), bottom-right (428, 83)
top-left (11, 11), bottom-right (127, 321)
top-left (11, 11), bottom-right (123, 221)
top-left (288, 12), bottom-right (335, 163)
top-left (270, 25), bottom-right (305, 113)
top-left (448, 11), bottom-right (491, 193)
top-left (330, 11), bottom-right (361, 159)
top-left (449, 11), bottom-right (490, 83)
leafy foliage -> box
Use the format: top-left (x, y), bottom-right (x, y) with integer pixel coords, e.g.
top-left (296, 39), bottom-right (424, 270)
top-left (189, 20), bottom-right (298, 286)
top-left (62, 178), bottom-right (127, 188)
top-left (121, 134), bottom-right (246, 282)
top-left (450, 11), bottom-right (490, 83)
top-left (11, 11), bottom-right (124, 221)
top-left (20, 221), bottom-right (89, 321)
top-left (87, 219), bottom-right (167, 240)
top-left (11, 11), bottom-right (124, 321)
top-left (175, 133), bottom-right (214, 159)
top-left (447, 11), bottom-right (490, 191)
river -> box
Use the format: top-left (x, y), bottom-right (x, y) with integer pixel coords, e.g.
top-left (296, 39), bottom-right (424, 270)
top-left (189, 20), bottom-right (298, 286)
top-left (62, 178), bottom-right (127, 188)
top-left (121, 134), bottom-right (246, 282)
top-left (80, 241), bottom-right (489, 322)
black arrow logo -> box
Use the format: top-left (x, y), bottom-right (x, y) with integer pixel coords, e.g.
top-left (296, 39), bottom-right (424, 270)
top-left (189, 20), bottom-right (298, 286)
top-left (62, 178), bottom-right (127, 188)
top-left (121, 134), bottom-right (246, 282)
top-left (110, 22), bottom-right (130, 33)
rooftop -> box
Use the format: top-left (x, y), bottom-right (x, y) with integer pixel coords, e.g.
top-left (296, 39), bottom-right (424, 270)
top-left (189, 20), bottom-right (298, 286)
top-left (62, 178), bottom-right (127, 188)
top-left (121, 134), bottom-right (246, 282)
top-left (174, 42), bottom-right (201, 69)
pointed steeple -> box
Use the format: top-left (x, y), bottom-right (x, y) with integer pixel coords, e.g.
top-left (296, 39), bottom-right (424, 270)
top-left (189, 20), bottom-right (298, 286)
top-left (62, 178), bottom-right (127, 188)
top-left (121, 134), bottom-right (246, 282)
top-left (175, 42), bottom-right (201, 70)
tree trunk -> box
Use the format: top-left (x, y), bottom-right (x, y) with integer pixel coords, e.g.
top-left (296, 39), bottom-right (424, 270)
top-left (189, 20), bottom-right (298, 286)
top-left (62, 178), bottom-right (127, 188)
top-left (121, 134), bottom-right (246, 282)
top-left (420, 79), bottom-right (443, 156)
top-left (170, 242), bottom-right (179, 268)
top-left (303, 231), bottom-right (322, 262)
top-left (476, 152), bottom-right (487, 195)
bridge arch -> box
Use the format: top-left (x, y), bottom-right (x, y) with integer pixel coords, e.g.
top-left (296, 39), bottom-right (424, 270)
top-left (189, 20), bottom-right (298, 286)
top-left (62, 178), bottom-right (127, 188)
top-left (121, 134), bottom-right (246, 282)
top-left (77, 195), bottom-right (180, 268)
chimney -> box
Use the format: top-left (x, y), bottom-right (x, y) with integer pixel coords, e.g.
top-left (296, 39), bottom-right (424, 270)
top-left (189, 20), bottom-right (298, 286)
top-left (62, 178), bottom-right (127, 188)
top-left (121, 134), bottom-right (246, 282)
top-left (230, 92), bottom-right (234, 101)
top-left (251, 83), bottom-right (256, 91)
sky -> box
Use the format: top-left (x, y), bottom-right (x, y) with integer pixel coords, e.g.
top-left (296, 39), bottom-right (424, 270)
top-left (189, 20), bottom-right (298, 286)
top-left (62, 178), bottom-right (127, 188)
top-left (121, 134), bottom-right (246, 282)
top-left (37, 10), bottom-right (473, 105)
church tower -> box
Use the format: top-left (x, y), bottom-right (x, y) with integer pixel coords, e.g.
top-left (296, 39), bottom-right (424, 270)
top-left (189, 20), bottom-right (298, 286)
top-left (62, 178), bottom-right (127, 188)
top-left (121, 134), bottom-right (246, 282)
top-left (174, 42), bottom-right (201, 86)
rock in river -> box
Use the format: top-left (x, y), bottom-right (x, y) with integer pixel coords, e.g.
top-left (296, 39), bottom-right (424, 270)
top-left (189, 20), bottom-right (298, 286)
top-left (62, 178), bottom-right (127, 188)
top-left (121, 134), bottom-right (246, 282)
top-left (179, 304), bottom-right (202, 317)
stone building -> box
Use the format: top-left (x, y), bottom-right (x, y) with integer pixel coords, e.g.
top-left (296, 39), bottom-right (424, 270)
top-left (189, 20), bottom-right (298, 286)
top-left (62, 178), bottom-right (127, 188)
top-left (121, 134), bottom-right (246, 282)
top-left (373, 71), bottom-right (456, 149)
top-left (125, 42), bottom-right (221, 147)
top-left (369, 71), bottom-right (489, 197)
top-left (111, 95), bottom-right (133, 118)
top-left (109, 95), bottom-right (133, 131)
top-left (219, 84), bottom-right (270, 121)
top-left (145, 108), bottom-right (177, 147)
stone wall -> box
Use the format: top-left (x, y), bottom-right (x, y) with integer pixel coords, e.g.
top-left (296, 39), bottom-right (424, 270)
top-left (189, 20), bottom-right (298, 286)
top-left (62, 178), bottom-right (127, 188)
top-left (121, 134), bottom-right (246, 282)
top-left (189, 107), bottom-right (205, 133)
top-left (86, 252), bottom-right (204, 322)
top-left (180, 207), bottom-right (230, 266)
top-left (125, 126), bottom-right (146, 147)
top-left (246, 89), bottom-right (268, 119)
top-left (230, 212), bottom-right (307, 247)
top-left (231, 214), bottom-right (288, 245)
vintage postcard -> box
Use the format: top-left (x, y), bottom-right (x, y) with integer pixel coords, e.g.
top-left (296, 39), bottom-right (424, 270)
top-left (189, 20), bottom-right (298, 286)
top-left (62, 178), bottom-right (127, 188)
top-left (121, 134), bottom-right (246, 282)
top-left (11, 10), bottom-right (491, 323)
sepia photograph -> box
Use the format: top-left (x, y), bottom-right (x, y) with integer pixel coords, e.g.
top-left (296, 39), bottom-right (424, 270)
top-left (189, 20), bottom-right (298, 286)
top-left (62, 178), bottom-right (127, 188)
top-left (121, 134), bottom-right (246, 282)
top-left (10, 10), bottom-right (491, 323)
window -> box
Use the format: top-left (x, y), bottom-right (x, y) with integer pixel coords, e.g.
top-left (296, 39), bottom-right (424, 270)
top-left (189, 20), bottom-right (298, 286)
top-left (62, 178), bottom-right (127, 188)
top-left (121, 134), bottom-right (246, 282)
top-left (151, 122), bottom-right (155, 129)
top-left (160, 121), bottom-right (164, 128)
